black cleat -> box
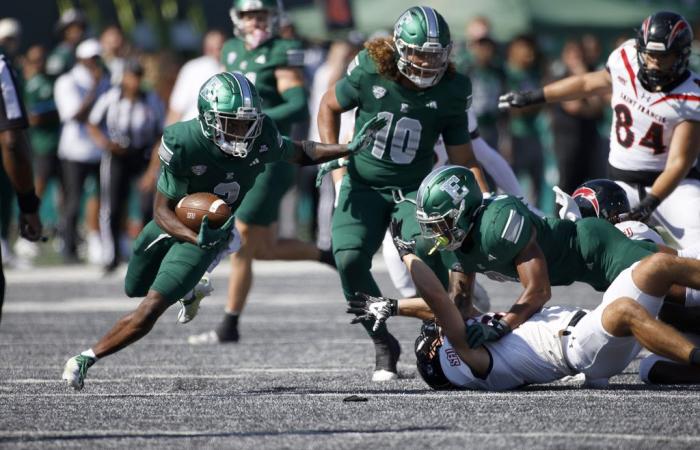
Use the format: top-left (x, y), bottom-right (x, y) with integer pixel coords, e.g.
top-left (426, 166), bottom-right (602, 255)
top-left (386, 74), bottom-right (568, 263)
top-left (372, 332), bottom-right (401, 381)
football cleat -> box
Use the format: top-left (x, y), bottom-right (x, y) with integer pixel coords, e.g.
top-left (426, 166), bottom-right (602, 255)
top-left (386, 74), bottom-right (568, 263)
top-left (62, 354), bottom-right (96, 391)
top-left (177, 277), bottom-right (214, 324)
top-left (372, 332), bottom-right (401, 382)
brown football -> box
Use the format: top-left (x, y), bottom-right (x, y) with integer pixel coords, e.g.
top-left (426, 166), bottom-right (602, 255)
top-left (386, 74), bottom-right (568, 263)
top-left (175, 192), bottom-right (232, 232)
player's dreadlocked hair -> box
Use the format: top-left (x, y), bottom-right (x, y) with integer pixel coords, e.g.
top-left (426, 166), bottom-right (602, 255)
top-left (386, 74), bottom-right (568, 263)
top-left (365, 37), bottom-right (456, 83)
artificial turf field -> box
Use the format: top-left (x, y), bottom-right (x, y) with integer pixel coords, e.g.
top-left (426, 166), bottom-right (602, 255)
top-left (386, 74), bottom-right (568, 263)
top-left (1, 259), bottom-right (699, 449)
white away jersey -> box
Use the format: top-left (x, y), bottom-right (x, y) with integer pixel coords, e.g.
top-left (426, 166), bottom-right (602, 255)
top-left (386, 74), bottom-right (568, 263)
top-left (439, 306), bottom-right (580, 391)
top-left (607, 39), bottom-right (700, 172)
top-left (614, 220), bottom-right (664, 245)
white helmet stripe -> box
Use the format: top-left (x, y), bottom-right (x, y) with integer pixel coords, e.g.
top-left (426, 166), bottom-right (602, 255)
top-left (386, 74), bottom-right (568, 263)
top-left (417, 165), bottom-right (460, 207)
top-left (230, 71), bottom-right (253, 108)
top-left (419, 6), bottom-right (439, 40)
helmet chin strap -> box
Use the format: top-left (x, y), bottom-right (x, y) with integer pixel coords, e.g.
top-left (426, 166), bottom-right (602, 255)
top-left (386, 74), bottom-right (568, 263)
top-left (216, 134), bottom-right (249, 158)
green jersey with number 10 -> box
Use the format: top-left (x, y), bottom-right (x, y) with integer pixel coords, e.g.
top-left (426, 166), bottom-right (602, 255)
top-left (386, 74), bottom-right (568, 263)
top-left (335, 49), bottom-right (472, 189)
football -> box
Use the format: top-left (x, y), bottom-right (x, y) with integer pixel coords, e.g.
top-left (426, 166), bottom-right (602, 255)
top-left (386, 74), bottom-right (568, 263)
top-left (175, 192), bottom-right (232, 232)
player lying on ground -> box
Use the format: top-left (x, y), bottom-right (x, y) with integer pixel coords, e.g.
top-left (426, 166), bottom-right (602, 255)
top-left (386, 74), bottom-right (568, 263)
top-left (555, 178), bottom-right (700, 384)
top-left (350, 248), bottom-right (700, 390)
top-left (499, 11), bottom-right (700, 248)
top-left (61, 71), bottom-right (385, 390)
top-left (409, 165), bottom-right (677, 351)
top-left (554, 178), bottom-right (700, 326)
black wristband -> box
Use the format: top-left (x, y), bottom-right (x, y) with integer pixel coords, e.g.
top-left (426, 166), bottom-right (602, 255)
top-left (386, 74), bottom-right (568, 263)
top-left (493, 318), bottom-right (512, 337)
top-left (388, 298), bottom-right (399, 316)
top-left (526, 88), bottom-right (546, 105)
top-left (17, 190), bottom-right (40, 214)
top-left (642, 194), bottom-right (661, 209)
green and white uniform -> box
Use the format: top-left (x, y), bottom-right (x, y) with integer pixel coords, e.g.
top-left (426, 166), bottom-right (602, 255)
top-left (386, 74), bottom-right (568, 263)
top-left (332, 48), bottom-right (472, 304)
top-left (445, 195), bottom-right (657, 291)
top-left (221, 37), bottom-right (305, 225)
top-left (125, 116), bottom-right (295, 302)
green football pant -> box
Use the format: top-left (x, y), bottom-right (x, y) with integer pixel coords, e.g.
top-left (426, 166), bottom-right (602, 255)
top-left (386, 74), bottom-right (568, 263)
top-left (574, 217), bottom-right (657, 291)
top-left (331, 177), bottom-right (448, 335)
top-left (125, 220), bottom-right (219, 303)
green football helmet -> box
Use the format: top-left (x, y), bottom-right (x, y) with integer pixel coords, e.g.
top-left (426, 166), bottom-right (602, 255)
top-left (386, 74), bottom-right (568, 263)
top-left (230, 0), bottom-right (282, 46)
top-left (416, 165), bottom-right (483, 251)
top-left (393, 6), bottom-right (452, 88)
top-left (198, 71), bottom-right (263, 158)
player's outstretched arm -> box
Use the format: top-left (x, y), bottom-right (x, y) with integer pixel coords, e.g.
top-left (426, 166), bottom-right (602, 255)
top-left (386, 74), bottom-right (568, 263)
top-left (153, 191), bottom-right (199, 245)
top-left (499, 69), bottom-right (612, 109)
top-left (289, 116), bottom-right (386, 165)
top-left (630, 120), bottom-right (700, 222)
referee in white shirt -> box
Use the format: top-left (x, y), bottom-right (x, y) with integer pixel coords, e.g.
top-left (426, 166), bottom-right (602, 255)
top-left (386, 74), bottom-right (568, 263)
top-left (87, 59), bottom-right (164, 272)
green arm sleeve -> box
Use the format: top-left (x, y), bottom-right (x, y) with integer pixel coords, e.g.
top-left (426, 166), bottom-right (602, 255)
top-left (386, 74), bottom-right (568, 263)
top-left (264, 86), bottom-right (308, 124)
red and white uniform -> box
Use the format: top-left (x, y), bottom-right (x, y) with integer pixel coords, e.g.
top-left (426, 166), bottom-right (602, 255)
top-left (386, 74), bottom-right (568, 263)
top-left (606, 39), bottom-right (700, 247)
top-left (439, 265), bottom-right (664, 390)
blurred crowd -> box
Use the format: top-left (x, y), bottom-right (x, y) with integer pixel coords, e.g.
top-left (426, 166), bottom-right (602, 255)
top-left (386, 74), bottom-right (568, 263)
top-left (0, 8), bottom-right (699, 271)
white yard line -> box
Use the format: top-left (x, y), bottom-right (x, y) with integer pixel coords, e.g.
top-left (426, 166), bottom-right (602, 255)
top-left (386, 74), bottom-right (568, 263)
top-left (2, 296), bottom-right (339, 313)
top-left (5, 259), bottom-right (386, 284)
top-left (0, 429), bottom-right (699, 443)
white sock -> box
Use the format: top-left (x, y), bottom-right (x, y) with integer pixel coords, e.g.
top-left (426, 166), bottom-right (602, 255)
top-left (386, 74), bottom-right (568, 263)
top-left (81, 348), bottom-right (98, 360)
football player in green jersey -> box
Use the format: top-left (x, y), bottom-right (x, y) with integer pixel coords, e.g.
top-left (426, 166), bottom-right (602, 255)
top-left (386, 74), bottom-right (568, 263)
top-left (407, 165), bottom-right (669, 349)
top-left (61, 72), bottom-right (385, 390)
top-left (190, 0), bottom-right (326, 345)
top-left (317, 6), bottom-right (489, 381)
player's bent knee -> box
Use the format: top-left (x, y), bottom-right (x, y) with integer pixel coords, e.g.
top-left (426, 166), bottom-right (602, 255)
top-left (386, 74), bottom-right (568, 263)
top-left (135, 293), bottom-right (170, 324)
top-left (639, 252), bottom-right (674, 272)
top-left (334, 248), bottom-right (371, 275)
top-left (124, 277), bottom-right (149, 298)
top-left (602, 297), bottom-right (645, 337)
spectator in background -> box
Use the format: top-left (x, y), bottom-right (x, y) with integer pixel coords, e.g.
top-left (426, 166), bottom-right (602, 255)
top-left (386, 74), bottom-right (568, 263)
top-left (548, 39), bottom-right (605, 196)
top-left (581, 33), bottom-right (604, 69)
top-left (460, 35), bottom-right (505, 148)
top-left (23, 45), bottom-right (62, 202)
top-left (0, 18), bottom-right (21, 62)
top-left (100, 25), bottom-right (129, 85)
top-left (16, 45), bottom-right (62, 265)
top-left (166, 30), bottom-right (225, 125)
top-left (54, 39), bottom-right (110, 264)
top-left (87, 59), bottom-right (165, 273)
top-left (46, 8), bottom-right (87, 78)
top-left (502, 34), bottom-right (544, 206)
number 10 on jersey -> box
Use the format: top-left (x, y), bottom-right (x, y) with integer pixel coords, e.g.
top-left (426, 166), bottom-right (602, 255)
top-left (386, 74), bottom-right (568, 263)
top-left (370, 111), bottom-right (423, 164)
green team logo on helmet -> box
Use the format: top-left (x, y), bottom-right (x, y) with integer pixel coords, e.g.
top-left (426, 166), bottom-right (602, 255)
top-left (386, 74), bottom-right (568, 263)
top-left (198, 71), bottom-right (263, 158)
top-left (416, 165), bottom-right (482, 251)
top-left (394, 6), bottom-right (452, 88)
top-left (230, 0), bottom-right (283, 44)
